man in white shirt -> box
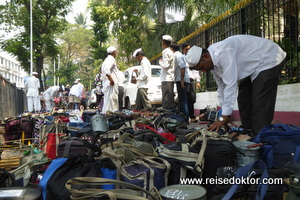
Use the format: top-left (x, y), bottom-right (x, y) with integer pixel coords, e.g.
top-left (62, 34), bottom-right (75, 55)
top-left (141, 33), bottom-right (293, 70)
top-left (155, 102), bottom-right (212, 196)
top-left (69, 79), bottom-right (84, 110)
top-left (171, 42), bottom-right (190, 121)
top-left (159, 35), bottom-right (175, 110)
top-left (132, 48), bottom-right (152, 111)
top-left (186, 35), bottom-right (286, 135)
top-left (182, 43), bottom-right (200, 122)
top-left (25, 72), bottom-right (41, 112)
top-left (101, 46), bottom-right (119, 113)
top-left (43, 86), bottom-right (63, 111)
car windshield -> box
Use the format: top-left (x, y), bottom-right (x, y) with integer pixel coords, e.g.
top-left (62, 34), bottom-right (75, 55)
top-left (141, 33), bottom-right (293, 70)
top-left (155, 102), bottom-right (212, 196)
top-left (151, 68), bottom-right (161, 77)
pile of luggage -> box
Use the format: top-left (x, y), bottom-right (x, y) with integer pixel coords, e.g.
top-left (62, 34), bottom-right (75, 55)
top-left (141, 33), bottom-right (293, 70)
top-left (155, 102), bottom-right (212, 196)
top-left (0, 108), bottom-right (299, 200)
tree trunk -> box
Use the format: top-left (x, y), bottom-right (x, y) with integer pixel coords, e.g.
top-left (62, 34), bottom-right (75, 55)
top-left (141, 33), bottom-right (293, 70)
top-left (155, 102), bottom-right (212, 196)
top-left (36, 52), bottom-right (45, 91)
top-left (157, 1), bottom-right (166, 24)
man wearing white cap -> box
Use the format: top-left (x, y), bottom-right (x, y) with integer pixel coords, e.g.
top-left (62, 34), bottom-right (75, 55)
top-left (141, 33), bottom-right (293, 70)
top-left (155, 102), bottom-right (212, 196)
top-left (43, 86), bottom-right (64, 111)
top-left (69, 79), bottom-right (84, 110)
top-left (159, 35), bottom-right (175, 109)
top-left (186, 35), bottom-right (286, 135)
top-left (25, 72), bottom-right (41, 112)
top-left (101, 46), bottom-right (119, 113)
top-left (132, 48), bottom-right (152, 111)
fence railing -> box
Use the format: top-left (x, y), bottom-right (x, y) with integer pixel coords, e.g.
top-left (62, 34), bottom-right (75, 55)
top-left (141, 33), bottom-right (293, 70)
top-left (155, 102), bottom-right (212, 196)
top-left (151, 0), bottom-right (299, 91)
top-left (0, 75), bottom-right (27, 119)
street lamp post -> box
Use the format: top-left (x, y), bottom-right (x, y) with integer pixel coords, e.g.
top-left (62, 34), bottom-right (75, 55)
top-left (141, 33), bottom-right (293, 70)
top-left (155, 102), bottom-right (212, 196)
top-left (57, 54), bottom-right (60, 86)
top-left (30, 0), bottom-right (33, 76)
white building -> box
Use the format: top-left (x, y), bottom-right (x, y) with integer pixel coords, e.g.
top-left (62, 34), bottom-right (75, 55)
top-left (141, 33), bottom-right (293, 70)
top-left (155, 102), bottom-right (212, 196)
top-left (0, 50), bottom-right (28, 88)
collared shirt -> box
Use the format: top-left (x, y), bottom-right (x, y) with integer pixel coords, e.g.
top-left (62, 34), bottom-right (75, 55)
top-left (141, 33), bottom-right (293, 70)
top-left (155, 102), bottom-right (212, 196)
top-left (25, 76), bottom-right (40, 97)
top-left (174, 51), bottom-right (190, 83)
top-left (101, 55), bottom-right (118, 93)
top-left (116, 69), bottom-right (125, 87)
top-left (136, 57), bottom-right (151, 89)
top-left (43, 86), bottom-right (59, 100)
top-left (69, 83), bottom-right (84, 98)
top-left (159, 47), bottom-right (174, 82)
top-left (208, 35), bottom-right (286, 115)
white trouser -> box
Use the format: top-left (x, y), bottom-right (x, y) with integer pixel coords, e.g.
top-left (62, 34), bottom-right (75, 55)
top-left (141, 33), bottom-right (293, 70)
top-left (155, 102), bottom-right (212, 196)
top-left (27, 96), bottom-right (41, 112)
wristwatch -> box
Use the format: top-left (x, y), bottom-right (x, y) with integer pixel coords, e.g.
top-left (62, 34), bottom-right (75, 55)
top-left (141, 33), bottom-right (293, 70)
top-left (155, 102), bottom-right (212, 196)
top-left (219, 116), bottom-right (225, 122)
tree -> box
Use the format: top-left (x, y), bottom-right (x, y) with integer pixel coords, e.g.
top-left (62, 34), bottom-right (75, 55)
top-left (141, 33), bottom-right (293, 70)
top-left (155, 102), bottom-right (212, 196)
top-left (56, 23), bottom-right (95, 89)
top-left (0, 0), bottom-right (75, 90)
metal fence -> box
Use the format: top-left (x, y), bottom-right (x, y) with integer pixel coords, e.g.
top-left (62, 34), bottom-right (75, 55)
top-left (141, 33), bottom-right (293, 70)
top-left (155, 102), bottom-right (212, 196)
top-left (0, 75), bottom-right (27, 119)
top-left (151, 0), bottom-right (299, 91)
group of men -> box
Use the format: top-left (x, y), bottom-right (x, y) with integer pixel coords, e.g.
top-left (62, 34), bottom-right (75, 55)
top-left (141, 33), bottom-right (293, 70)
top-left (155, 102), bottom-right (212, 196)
top-left (25, 73), bottom-right (86, 113)
top-left (26, 34), bottom-right (286, 135)
top-left (158, 35), bottom-right (201, 123)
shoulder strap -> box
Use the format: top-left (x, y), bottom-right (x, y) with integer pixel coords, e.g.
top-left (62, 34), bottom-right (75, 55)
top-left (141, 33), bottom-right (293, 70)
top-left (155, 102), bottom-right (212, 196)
top-left (222, 160), bottom-right (268, 200)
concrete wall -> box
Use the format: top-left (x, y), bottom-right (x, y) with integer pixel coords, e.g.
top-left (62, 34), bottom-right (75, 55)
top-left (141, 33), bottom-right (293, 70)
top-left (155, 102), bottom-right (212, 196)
top-left (194, 83), bottom-right (300, 126)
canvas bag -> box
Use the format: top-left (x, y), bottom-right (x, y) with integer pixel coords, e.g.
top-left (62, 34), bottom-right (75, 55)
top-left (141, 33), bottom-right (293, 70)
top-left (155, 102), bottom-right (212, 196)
top-left (253, 123), bottom-right (300, 168)
top-left (120, 156), bottom-right (170, 193)
top-left (157, 132), bottom-right (207, 185)
top-left (39, 118), bottom-right (66, 160)
top-left (65, 177), bottom-right (160, 200)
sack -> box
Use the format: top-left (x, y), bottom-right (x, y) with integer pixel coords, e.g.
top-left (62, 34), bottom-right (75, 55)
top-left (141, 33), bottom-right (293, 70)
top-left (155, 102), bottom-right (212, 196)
top-left (66, 177), bottom-right (159, 200)
top-left (0, 169), bottom-right (17, 187)
top-left (39, 119), bottom-right (66, 160)
top-left (121, 156), bottom-right (170, 192)
top-left (67, 122), bottom-right (89, 137)
top-left (57, 137), bottom-right (101, 158)
top-left (82, 111), bottom-right (97, 122)
top-left (39, 157), bottom-right (68, 200)
top-left (157, 133), bottom-right (207, 185)
top-left (134, 124), bottom-right (176, 147)
top-left (191, 133), bottom-right (237, 199)
top-left (11, 151), bottom-right (50, 186)
top-left (4, 116), bottom-right (34, 143)
top-left (212, 161), bottom-right (290, 200)
top-left (43, 154), bottom-right (102, 200)
top-left (253, 123), bottom-right (300, 168)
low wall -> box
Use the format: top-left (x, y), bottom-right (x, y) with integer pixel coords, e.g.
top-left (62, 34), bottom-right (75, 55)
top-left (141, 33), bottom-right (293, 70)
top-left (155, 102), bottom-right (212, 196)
top-left (194, 83), bottom-right (300, 126)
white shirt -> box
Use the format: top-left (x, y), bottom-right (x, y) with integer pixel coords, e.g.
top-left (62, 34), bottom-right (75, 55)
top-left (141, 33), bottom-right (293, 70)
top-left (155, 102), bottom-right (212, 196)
top-left (25, 76), bottom-right (40, 97)
top-left (136, 57), bottom-right (151, 89)
top-left (159, 47), bottom-right (174, 82)
top-left (208, 35), bottom-right (287, 116)
top-left (116, 69), bottom-right (125, 87)
top-left (69, 83), bottom-right (83, 98)
top-left (174, 51), bottom-right (190, 83)
top-left (101, 55), bottom-right (118, 92)
top-left (43, 86), bottom-right (59, 100)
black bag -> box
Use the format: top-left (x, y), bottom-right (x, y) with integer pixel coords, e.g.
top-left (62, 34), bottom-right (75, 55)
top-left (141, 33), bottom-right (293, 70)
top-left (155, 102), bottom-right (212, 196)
top-left (212, 162), bottom-right (290, 200)
top-left (0, 169), bottom-right (17, 187)
top-left (192, 139), bottom-right (238, 199)
top-left (157, 142), bottom-right (205, 185)
top-left (57, 137), bottom-right (101, 158)
top-left (46, 154), bottom-right (102, 200)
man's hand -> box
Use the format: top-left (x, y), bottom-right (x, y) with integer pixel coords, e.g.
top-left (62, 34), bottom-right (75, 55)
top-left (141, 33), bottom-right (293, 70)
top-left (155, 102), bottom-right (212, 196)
top-left (207, 115), bottom-right (231, 132)
top-left (131, 77), bottom-right (137, 84)
top-left (110, 80), bottom-right (114, 86)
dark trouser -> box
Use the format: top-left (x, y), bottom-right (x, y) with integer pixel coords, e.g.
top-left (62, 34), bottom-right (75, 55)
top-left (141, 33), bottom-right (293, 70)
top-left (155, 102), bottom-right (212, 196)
top-left (135, 88), bottom-right (152, 111)
top-left (161, 81), bottom-right (175, 110)
top-left (187, 79), bottom-right (196, 119)
top-left (238, 60), bottom-right (284, 135)
top-left (176, 81), bottom-right (190, 119)
top-left (118, 86), bottom-right (124, 111)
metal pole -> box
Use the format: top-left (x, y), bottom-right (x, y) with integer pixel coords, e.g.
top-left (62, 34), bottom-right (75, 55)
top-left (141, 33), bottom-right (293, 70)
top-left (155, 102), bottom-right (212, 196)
top-left (58, 54), bottom-right (60, 86)
top-left (54, 59), bottom-right (56, 86)
top-left (30, 0), bottom-right (33, 75)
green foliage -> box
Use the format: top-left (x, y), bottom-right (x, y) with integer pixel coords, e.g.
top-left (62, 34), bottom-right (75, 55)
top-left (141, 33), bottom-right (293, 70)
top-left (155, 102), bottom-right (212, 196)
top-left (0, 0), bottom-right (75, 90)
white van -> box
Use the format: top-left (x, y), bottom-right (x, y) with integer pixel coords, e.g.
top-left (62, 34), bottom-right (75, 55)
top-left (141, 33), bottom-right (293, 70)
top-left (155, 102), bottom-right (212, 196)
top-left (123, 65), bottom-right (163, 109)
